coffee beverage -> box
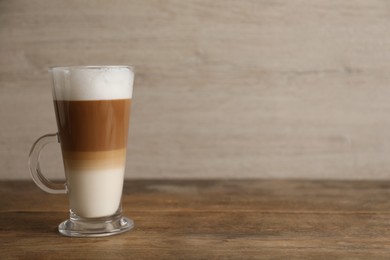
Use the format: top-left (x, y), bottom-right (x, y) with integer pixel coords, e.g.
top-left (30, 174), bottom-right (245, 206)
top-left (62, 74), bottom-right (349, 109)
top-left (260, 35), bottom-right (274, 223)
top-left (51, 67), bottom-right (133, 218)
top-left (29, 65), bottom-right (135, 237)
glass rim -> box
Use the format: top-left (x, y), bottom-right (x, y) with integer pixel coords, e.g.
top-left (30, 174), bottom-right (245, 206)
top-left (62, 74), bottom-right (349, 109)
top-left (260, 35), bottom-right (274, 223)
top-left (49, 65), bottom-right (135, 72)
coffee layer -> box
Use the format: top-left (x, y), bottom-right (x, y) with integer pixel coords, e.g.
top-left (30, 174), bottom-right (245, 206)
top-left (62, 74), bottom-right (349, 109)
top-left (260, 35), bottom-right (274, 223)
top-left (63, 149), bottom-right (126, 171)
top-left (54, 99), bottom-right (131, 152)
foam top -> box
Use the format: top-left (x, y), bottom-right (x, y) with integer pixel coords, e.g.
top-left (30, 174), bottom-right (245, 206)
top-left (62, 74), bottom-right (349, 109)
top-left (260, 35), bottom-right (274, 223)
top-left (50, 66), bottom-right (134, 100)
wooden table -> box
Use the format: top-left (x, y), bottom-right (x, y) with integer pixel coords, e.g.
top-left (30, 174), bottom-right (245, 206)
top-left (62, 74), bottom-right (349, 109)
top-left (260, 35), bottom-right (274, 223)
top-left (1, 180), bottom-right (390, 259)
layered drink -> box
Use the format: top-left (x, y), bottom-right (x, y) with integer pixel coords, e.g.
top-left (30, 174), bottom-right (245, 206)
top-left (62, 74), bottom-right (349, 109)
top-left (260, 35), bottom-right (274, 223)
top-left (51, 67), bottom-right (133, 218)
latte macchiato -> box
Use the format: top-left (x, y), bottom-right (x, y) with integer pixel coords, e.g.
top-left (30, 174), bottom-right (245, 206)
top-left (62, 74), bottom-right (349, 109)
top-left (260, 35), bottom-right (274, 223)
top-left (52, 67), bottom-right (133, 218)
top-left (29, 65), bottom-right (134, 237)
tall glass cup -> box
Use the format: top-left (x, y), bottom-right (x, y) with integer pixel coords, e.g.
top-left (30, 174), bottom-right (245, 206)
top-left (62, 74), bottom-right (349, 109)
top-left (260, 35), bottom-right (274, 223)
top-left (28, 66), bottom-right (135, 237)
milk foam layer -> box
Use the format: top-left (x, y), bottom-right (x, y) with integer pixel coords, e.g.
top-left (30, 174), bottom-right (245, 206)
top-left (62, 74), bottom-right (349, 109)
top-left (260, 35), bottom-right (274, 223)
top-left (51, 66), bottom-right (134, 101)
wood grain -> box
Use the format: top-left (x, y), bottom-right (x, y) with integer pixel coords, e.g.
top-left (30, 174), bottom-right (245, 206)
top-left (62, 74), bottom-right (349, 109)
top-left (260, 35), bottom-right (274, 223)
top-left (2, 1), bottom-right (390, 179)
top-left (1, 180), bottom-right (390, 259)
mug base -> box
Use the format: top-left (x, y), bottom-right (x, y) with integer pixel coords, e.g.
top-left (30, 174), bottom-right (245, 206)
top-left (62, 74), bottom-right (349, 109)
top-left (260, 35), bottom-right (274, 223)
top-left (58, 211), bottom-right (134, 237)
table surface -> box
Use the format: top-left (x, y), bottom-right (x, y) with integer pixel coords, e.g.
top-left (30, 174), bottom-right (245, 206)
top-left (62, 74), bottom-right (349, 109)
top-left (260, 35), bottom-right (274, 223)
top-left (1, 180), bottom-right (390, 259)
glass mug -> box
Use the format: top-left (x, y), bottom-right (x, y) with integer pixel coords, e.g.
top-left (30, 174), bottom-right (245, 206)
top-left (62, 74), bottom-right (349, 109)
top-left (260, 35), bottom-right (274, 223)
top-left (28, 66), bottom-right (135, 237)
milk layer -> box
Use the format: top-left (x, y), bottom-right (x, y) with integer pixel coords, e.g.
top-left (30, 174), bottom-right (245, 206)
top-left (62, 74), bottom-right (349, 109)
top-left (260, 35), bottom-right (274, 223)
top-left (66, 167), bottom-right (125, 218)
top-left (63, 149), bottom-right (127, 218)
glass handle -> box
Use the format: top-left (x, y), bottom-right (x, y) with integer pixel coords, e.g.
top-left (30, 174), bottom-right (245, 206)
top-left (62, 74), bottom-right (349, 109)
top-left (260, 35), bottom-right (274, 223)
top-left (28, 133), bottom-right (67, 194)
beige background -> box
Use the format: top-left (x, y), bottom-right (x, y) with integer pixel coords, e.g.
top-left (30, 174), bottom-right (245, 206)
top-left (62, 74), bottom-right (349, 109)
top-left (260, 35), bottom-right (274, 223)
top-left (2, 0), bottom-right (390, 180)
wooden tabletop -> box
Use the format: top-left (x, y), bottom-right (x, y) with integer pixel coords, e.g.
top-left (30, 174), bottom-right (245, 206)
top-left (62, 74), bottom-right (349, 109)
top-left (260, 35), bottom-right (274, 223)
top-left (1, 180), bottom-right (390, 259)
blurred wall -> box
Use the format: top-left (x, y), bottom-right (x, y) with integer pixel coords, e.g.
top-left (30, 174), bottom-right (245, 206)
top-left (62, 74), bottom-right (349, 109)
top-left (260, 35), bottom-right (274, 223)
top-left (1, 0), bottom-right (390, 180)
